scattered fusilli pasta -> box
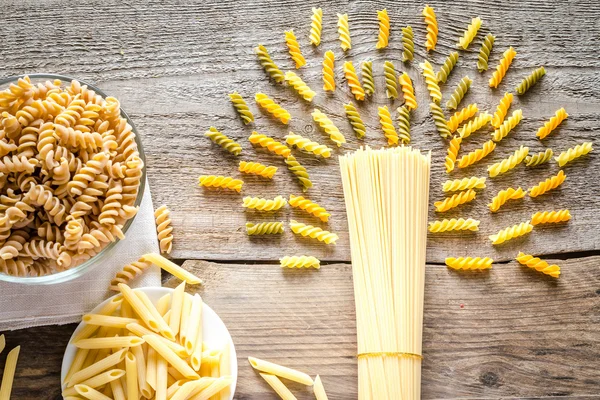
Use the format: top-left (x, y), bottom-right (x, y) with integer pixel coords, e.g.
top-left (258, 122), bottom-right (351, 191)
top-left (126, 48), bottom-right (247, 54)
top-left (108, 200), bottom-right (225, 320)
top-left (289, 195), bottom-right (330, 222)
top-left (429, 218), bottom-right (480, 232)
top-left (309, 7), bottom-right (323, 46)
top-left (531, 210), bottom-right (571, 225)
top-left (402, 26), bottom-right (414, 62)
top-left (487, 145), bottom-right (529, 177)
top-left (239, 161), bottom-right (278, 179)
top-left (491, 109), bottom-right (522, 142)
top-left (280, 255), bottom-right (321, 269)
top-left (516, 252), bottom-right (560, 278)
top-left (285, 30), bottom-right (306, 69)
top-left (477, 33), bottom-right (495, 72)
top-left (396, 105), bottom-right (411, 144)
top-left (361, 61), bottom-right (375, 96)
top-left (434, 189), bottom-right (477, 212)
top-left (337, 13), bottom-right (352, 51)
top-left (536, 108), bottom-right (568, 140)
top-left (491, 92), bottom-right (513, 129)
top-left (109, 256), bottom-right (152, 291)
top-left (246, 222), bottom-right (284, 235)
top-left (525, 149), bottom-right (554, 167)
top-left (446, 76), bottom-right (472, 110)
top-left (422, 4), bottom-right (438, 52)
top-left (205, 126), bottom-right (242, 156)
top-left (376, 9), bottom-right (390, 49)
top-left (248, 131), bottom-right (291, 158)
top-left (255, 44), bottom-right (284, 83)
top-left (489, 221), bottom-right (533, 245)
top-left (255, 93), bottom-right (291, 124)
top-left (285, 71), bottom-right (316, 102)
top-left (290, 220), bottom-right (338, 244)
top-left (555, 142), bottom-right (593, 167)
top-left (489, 46), bottom-right (517, 88)
top-left (312, 109), bottom-right (346, 147)
top-left (447, 103), bottom-right (478, 133)
top-left (458, 112), bottom-right (492, 138)
top-left (445, 135), bottom-right (462, 173)
top-left (420, 60), bottom-right (442, 104)
top-left (243, 195), bottom-right (287, 211)
top-left (285, 132), bottom-right (332, 158)
top-left (322, 51), bottom-right (336, 92)
top-left (457, 140), bottom-right (496, 168)
top-left (430, 103), bottom-right (451, 139)
top-left (398, 72), bottom-right (417, 110)
top-left (528, 170), bottom-right (566, 197)
top-left (344, 103), bottom-right (366, 139)
top-left (343, 61), bottom-right (365, 101)
top-left (436, 52), bottom-right (459, 84)
top-left (457, 17), bottom-right (482, 50)
top-left (383, 61), bottom-right (399, 99)
top-left (285, 155), bottom-right (313, 191)
top-left (229, 92), bottom-right (254, 125)
top-left (443, 176), bottom-right (486, 192)
top-left (446, 257), bottom-right (493, 270)
top-left (154, 205), bottom-right (173, 254)
top-left (488, 187), bottom-right (525, 212)
top-left (198, 175), bottom-right (244, 192)
top-left (379, 106), bottom-right (399, 145)
top-left (516, 66), bottom-right (546, 95)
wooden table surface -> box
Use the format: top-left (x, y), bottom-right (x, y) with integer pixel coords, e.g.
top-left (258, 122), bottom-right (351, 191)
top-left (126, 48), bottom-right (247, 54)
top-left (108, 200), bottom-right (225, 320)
top-left (2, 0), bottom-right (600, 398)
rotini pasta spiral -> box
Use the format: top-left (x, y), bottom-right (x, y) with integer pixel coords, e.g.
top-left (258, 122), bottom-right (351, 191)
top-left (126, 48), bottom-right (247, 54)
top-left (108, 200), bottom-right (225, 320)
top-left (398, 72), bottom-right (417, 110)
top-left (285, 30), bottom-right (306, 69)
top-left (536, 108), bottom-right (568, 140)
top-left (285, 155), bottom-right (312, 192)
top-left (445, 135), bottom-right (462, 173)
top-left (443, 176), bottom-right (486, 192)
top-left (255, 44), bottom-right (284, 83)
top-left (289, 220), bottom-right (338, 244)
top-left (555, 142), bottom-right (593, 167)
top-left (531, 210), bottom-right (571, 225)
top-left (491, 109), bottom-right (522, 142)
top-left (446, 257), bottom-right (493, 270)
top-left (516, 252), bottom-right (560, 278)
top-left (109, 256), bottom-right (152, 291)
top-left (457, 17), bottom-right (482, 50)
top-left (528, 170), bottom-right (566, 197)
top-left (402, 26), bottom-right (414, 62)
top-left (154, 205), bottom-right (173, 254)
top-left (0, 155), bottom-right (38, 174)
top-left (285, 72), bottom-right (316, 102)
top-left (457, 140), bottom-right (496, 169)
top-left (337, 13), bottom-right (352, 51)
top-left (378, 106), bottom-right (399, 146)
top-left (422, 4), bottom-right (438, 52)
top-left (312, 109), bottom-right (346, 147)
top-left (446, 76), bottom-right (472, 110)
top-left (309, 7), bottom-right (323, 46)
top-left (516, 66), bottom-right (546, 95)
top-left (344, 103), bottom-right (366, 139)
top-left (289, 195), bottom-right (330, 222)
top-left (285, 132), bottom-right (332, 158)
top-left (280, 255), bottom-right (321, 269)
top-left (67, 152), bottom-right (109, 197)
top-left (447, 103), bottom-right (478, 133)
top-left (489, 47), bottom-right (517, 88)
top-left (246, 221), bottom-right (284, 235)
top-left (322, 51), bottom-right (336, 92)
top-left (248, 131), bottom-right (291, 158)
top-left (420, 61), bottom-right (442, 104)
top-left (434, 189), bottom-right (477, 212)
top-left (477, 33), bottom-right (495, 72)
top-left (204, 126), bottom-right (242, 156)
top-left (430, 103), bottom-right (451, 139)
top-left (396, 105), bottom-right (411, 144)
top-left (0, 231), bottom-right (29, 260)
top-left (525, 149), bottom-right (554, 167)
top-left (436, 52), bottom-right (459, 84)
top-left (428, 218), bottom-right (480, 232)
top-left (343, 61), bottom-right (365, 101)
top-left (21, 239), bottom-right (62, 260)
top-left (489, 221), bottom-right (533, 245)
top-left (361, 61), bottom-right (375, 96)
top-left (243, 195), bottom-right (287, 211)
top-left (229, 92), bottom-right (254, 125)
top-left (488, 187), bottom-right (525, 212)
top-left (239, 161), bottom-right (278, 179)
top-left (198, 175), bottom-right (244, 192)
top-left (383, 61), bottom-right (398, 99)
top-left (458, 112), bottom-right (492, 139)
top-left (254, 93), bottom-right (291, 124)
top-left (376, 9), bottom-right (390, 49)
top-left (487, 146), bottom-right (529, 178)
top-left (23, 184), bottom-right (67, 225)
top-left (491, 92), bottom-right (513, 129)
top-left (98, 181), bottom-right (123, 226)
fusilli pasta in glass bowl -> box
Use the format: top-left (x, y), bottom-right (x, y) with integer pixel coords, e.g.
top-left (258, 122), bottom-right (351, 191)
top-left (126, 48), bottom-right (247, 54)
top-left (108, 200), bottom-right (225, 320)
top-left (0, 73), bottom-right (146, 284)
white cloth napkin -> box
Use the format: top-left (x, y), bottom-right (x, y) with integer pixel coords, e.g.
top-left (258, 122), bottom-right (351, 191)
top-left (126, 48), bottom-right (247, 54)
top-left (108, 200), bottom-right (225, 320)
top-left (0, 181), bottom-right (161, 331)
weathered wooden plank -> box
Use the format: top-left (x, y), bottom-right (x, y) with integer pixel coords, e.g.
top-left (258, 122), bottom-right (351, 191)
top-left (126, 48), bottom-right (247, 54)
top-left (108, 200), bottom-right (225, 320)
top-left (6, 256), bottom-right (599, 399)
top-left (2, 0), bottom-right (599, 263)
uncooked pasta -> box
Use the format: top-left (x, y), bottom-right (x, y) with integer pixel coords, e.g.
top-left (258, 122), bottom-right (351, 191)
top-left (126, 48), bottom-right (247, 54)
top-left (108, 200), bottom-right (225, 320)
top-left (312, 109), bottom-right (346, 147)
top-left (491, 109), bottom-right (522, 142)
top-left (447, 103), bottom-right (478, 133)
top-left (344, 103), bottom-right (367, 139)
top-left (457, 140), bottom-right (496, 168)
top-left (309, 7), bottom-right (323, 46)
top-left (285, 71), bottom-right (316, 102)
top-left (289, 220), bottom-right (338, 244)
top-left (289, 194), bottom-right (330, 222)
top-left (445, 135), bottom-right (462, 173)
top-left (255, 44), bottom-right (285, 83)
top-left (555, 142), bottom-right (593, 166)
top-left (280, 256), bottom-right (321, 269)
top-left (446, 257), bottom-right (492, 270)
top-left (343, 61), bottom-right (366, 101)
top-left (205, 127), bottom-right (242, 156)
top-left (376, 9), bottom-right (390, 49)
top-left (488, 187), bottom-right (525, 212)
top-left (229, 92), bottom-right (254, 125)
top-left (285, 132), bottom-right (332, 158)
top-left (446, 76), bottom-right (472, 110)
top-left (239, 161), bottom-right (278, 179)
top-left (422, 4), bottom-right (438, 51)
top-left (516, 66), bottom-right (546, 95)
top-left (489, 47), bottom-right (517, 88)
top-left (489, 222), bottom-right (533, 245)
top-left (434, 189), bottom-right (476, 212)
top-left (436, 52), bottom-right (459, 84)
top-left (429, 103), bottom-right (451, 139)
top-left (397, 105), bottom-right (411, 144)
top-left (420, 60), bottom-right (442, 104)
top-left (361, 61), bottom-right (375, 96)
top-left (456, 17), bottom-right (482, 50)
top-left (477, 33), bottom-right (495, 72)
top-left (402, 26), bottom-right (415, 62)
top-left (525, 149), bottom-right (554, 167)
top-left (285, 30), bottom-right (306, 69)
top-left (531, 210), bottom-right (571, 225)
top-left (383, 61), bottom-right (399, 99)
top-left (491, 92), bottom-right (513, 129)
top-left (337, 13), bottom-right (352, 51)
top-left (198, 176), bottom-right (243, 192)
top-left (248, 131), bottom-right (291, 158)
top-left (246, 222), bottom-right (284, 235)
top-left (285, 155), bottom-right (313, 192)
top-left (516, 252), bottom-right (560, 278)
top-left (254, 93), bottom-right (291, 124)
top-left (458, 112), bottom-right (491, 139)
top-left (398, 72), bottom-right (417, 110)
top-left (487, 145), bottom-right (529, 177)
top-left (536, 108), bottom-right (568, 139)
top-left (378, 106), bottom-right (399, 145)
top-left (323, 51), bottom-right (336, 92)
top-left (428, 218), bottom-right (480, 232)
top-left (528, 170), bottom-right (566, 197)
top-left (242, 196), bottom-right (287, 211)
top-left (442, 176), bottom-right (486, 192)
top-left (339, 146), bottom-right (430, 400)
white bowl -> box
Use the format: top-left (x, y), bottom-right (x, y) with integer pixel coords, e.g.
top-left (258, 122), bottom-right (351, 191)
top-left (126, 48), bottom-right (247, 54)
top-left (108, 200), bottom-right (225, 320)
top-left (61, 286), bottom-right (237, 397)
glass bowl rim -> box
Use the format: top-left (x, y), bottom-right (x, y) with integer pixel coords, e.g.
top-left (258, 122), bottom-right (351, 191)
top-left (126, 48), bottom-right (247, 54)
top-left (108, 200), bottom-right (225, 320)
top-left (0, 73), bottom-right (147, 285)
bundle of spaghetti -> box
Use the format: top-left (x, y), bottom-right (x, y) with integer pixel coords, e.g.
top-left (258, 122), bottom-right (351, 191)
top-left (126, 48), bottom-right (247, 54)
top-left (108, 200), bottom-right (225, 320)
top-left (555, 142), bottom-right (592, 167)
top-left (536, 108), bottom-right (568, 139)
top-left (531, 209), bottom-right (571, 225)
top-left (447, 103), bottom-right (478, 133)
top-left (361, 61), bottom-right (375, 96)
top-left (489, 47), bottom-right (517, 88)
top-left (376, 9), bottom-right (390, 49)
top-left (285, 72), bottom-right (316, 102)
top-left (323, 51), bottom-right (336, 92)
top-left (491, 109), bottom-right (523, 142)
top-left (456, 17), bottom-right (482, 50)
top-left (398, 72), bottom-right (417, 110)
top-left (285, 30), bottom-right (306, 69)
top-left (429, 218), bottom-right (480, 232)
top-left (339, 146), bottom-right (430, 400)
top-left (491, 92), bottom-right (513, 129)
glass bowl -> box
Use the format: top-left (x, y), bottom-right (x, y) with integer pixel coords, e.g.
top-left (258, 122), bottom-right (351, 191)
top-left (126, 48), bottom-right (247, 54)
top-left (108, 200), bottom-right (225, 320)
top-left (0, 73), bottom-right (146, 285)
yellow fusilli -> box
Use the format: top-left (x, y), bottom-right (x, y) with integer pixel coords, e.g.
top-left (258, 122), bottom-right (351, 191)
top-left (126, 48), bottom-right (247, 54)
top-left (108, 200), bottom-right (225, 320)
top-left (420, 60), bottom-right (442, 104)
top-left (536, 108), bottom-right (568, 140)
top-left (489, 46), bottom-right (517, 88)
top-left (555, 142), bottom-right (593, 167)
top-left (443, 176), bottom-right (486, 192)
top-left (344, 103), bottom-right (366, 139)
top-left (398, 72), bottom-right (417, 110)
top-left (337, 13), bottom-right (351, 51)
top-left (285, 30), bottom-right (306, 69)
top-left (239, 161), bottom-right (277, 179)
top-left (285, 132), bottom-right (332, 158)
top-left (447, 103), bottom-right (478, 133)
top-left (477, 33), bottom-right (495, 72)
top-left (198, 176), bottom-right (244, 192)
top-left (280, 256), bottom-right (321, 269)
top-left (422, 4), bottom-right (438, 52)
top-left (255, 93), bottom-right (291, 124)
top-left (322, 51), bottom-right (336, 92)
top-left (436, 51), bottom-right (459, 84)
top-left (229, 92), bottom-right (254, 125)
top-left (445, 135), bottom-right (462, 173)
top-left (312, 109), bottom-right (346, 147)
top-left (428, 218), bottom-right (480, 232)
top-left (204, 126), bottom-right (242, 156)
top-left (343, 61), bottom-right (365, 101)
top-left (376, 9), bottom-right (390, 49)
top-left (528, 170), bottom-right (566, 197)
top-left (491, 92), bottom-right (513, 129)
top-left (290, 220), bottom-right (338, 244)
top-left (531, 210), bottom-right (571, 225)
top-left (434, 189), bottom-right (477, 212)
top-left (248, 131), bottom-right (291, 158)
top-left (402, 26), bottom-right (414, 62)
top-left (489, 221), bottom-right (533, 245)
top-left (492, 109), bottom-right (523, 142)
top-left (458, 112), bottom-right (492, 139)
top-left (243, 196), bottom-right (287, 211)
top-left (246, 222), bottom-right (284, 235)
top-left (285, 155), bottom-right (312, 192)
top-left (525, 149), bottom-right (554, 167)
top-left (255, 44), bottom-right (284, 83)
top-left (285, 71), bottom-right (316, 102)
top-left (361, 61), bottom-right (375, 96)
top-left (154, 205), bottom-right (173, 254)
top-left (487, 145), bottom-right (529, 177)
top-left (383, 61), bottom-right (399, 99)
top-left (458, 140), bottom-right (496, 169)
top-left (378, 106), bottom-right (399, 146)
top-left (516, 252), bottom-right (560, 278)
top-left (309, 7), bottom-right (323, 46)
top-left (488, 187), bottom-right (525, 212)
top-left (446, 257), bottom-right (493, 270)
top-left (457, 17), bottom-right (482, 50)
top-left (289, 195), bottom-right (330, 222)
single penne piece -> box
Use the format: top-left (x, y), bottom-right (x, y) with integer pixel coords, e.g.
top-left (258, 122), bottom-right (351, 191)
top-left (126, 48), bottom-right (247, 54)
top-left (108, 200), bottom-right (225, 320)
top-left (260, 373), bottom-right (298, 400)
top-left (0, 346), bottom-right (20, 400)
top-left (81, 349), bottom-right (100, 370)
top-left (125, 352), bottom-right (139, 400)
top-left (62, 369), bottom-right (125, 397)
top-left (126, 323), bottom-right (188, 357)
top-left (163, 310), bottom-right (171, 325)
top-left (156, 355), bottom-right (168, 400)
top-left (156, 293), bottom-right (171, 317)
top-left (314, 375), bottom-right (329, 400)
top-left (248, 357), bottom-right (314, 385)
top-left (219, 343), bottom-right (231, 400)
top-left (170, 378), bottom-right (215, 400)
top-left (166, 380), bottom-right (188, 399)
top-left (74, 336), bottom-right (145, 350)
top-left (186, 294), bottom-right (203, 356)
top-left (109, 377), bottom-right (126, 400)
top-left (131, 344), bottom-right (153, 398)
top-left (191, 319), bottom-right (203, 371)
top-left (169, 281), bottom-right (186, 337)
top-left (120, 298), bottom-right (134, 318)
top-left (118, 283), bottom-right (161, 334)
top-left (74, 384), bottom-right (112, 400)
top-left (142, 253), bottom-right (202, 284)
top-left (73, 296), bottom-right (123, 342)
top-left (64, 348), bottom-right (90, 385)
top-left (134, 289), bottom-right (175, 340)
top-left (92, 348), bottom-right (112, 365)
top-left (143, 335), bottom-right (200, 380)
top-left (168, 366), bottom-right (186, 382)
top-left (179, 293), bottom-right (193, 347)
top-left (67, 348), bottom-right (127, 387)
top-left (189, 376), bottom-right (233, 400)
top-left (146, 347), bottom-right (158, 390)
top-left (199, 349), bottom-right (220, 378)
top-left (82, 314), bottom-right (140, 329)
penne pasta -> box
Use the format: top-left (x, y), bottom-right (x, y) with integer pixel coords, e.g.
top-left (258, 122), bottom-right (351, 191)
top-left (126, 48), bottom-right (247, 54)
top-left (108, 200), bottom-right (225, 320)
top-left (82, 314), bottom-right (140, 329)
top-left (143, 335), bottom-right (200, 380)
top-left (185, 294), bottom-right (203, 355)
top-left (168, 366), bottom-right (186, 382)
top-left (62, 369), bottom-right (125, 397)
top-left (131, 344), bottom-right (153, 398)
top-left (0, 346), bottom-right (20, 400)
top-left (67, 348), bottom-right (127, 387)
top-left (109, 378), bottom-right (126, 400)
top-left (260, 373), bottom-right (298, 400)
top-left (126, 323), bottom-right (187, 357)
top-left (248, 357), bottom-right (314, 386)
top-left (73, 296), bottom-right (123, 342)
top-left (120, 298), bottom-right (134, 318)
top-left (313, 375), bottom-right (329, 400)
top-left (146, 347), bottom-right (158, 390)
top-left (135, 289), bottom-right (175, 341)
top-left (179, 293), bottom-right (193, 346)
top-left (189, 376), bottom-right (233, 400)
top-left (64, 348), bottom-right (90, 384)
top-left (170, 378), bottom-right (214, 400)
top-left (74, 384), bottom-right (112, 400)
top-left (118, 283), bottom-right (161, 333)
top-left (166, 380), bottom-right (188, 398)
top-left (125, 352), bottom-right (139, 400)
top-left (169, 281), bottom-right (186, 337)
top-left (219, 343), bottom-right (231, 400)
top-left (155, 355), bottom-right (168, 400)
top-left (74, 336), bottom-right (145, 350)
top-left (156, 293), bottom-right (171, 317)
top-left (142, 253), bottom-right (202, 284)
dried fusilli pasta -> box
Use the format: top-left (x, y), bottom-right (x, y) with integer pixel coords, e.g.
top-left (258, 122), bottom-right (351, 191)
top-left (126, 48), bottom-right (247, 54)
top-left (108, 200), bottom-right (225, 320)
top-left (445, 136), bottom-right (462, 173)
top-left (376, 9), bottom-right (390, 49)
top-left (255, 93), bottom-right (291, 124)
top-left (312, 109), bottom-right (346, 147)
top-left (531, 210), bottom-right (571, 226)
top-left (243, 195), bottom-right (287, 211)
top-left (555, 142), bottom-right (593, 167)
top-left (154, 205), bottom-right (173, 254)
top-left (383, 61), bottom-right (399, 99)
top-left (309, 7), bottom-right (323, 46)
top-left (109, 256), bottom-right (152, 291)
top-left (477, 33), bottom-right (495, 72)
top-left (487, 145), bottom-right (529, 178)
top-left (422, 4), bottom-right (438, 52)
top-left (446, 257), bottom-right (493, 270)
top-left (290, 220), bottom-right (338, 244)
top-left (516, 252), bottom-right (560, 278)
top-left (285, 132), bottom-right (332, 158)
top-left (378, 106), bottom-right (399, 146)
top-left (447, 103), bottom-right (478, 133)
top-left (198, 176), bottom-right (243, 192)
top-left (396, 105), bottom-right (411, 144)
top-left (458, 112), bottom-right (491, 138)
top-left (285, 72), bottom-right (316, 102)
top-left (323, 51), bottom-right (336, 92)
top-left (402, 26), bottom-right (414, 62)
top-left (420, 60), bottom-right (442, 104)
top-left (516, 66), bottom-right (545, 95)
top-left (536, 108), bottom-right (568, 140)
top-left (249, 131), bottom-right (291, 158)
top-left (246, 222), bottom-right (284, 235)
top-left (491, 92), bottom-right (513, 129)
top-left (429, 218), bottom-right (480, 232)
top-left (204, 126), bottom-right (242, 156)
top-left (443, 176), bottom-right (486, 192)
top-left (289, 195), bottom-right (330, 222)
top-left (525, 149), bottom-right (553, 167)
top-left (436, 52), bottom-right (459, 84)
top-left (528, 170), bottom-right (566, 197)
top-left (255, 44), bottom-right (284, 83)
top-left (489, 47), bottom-right (517, 88)
top-left (457, 17), bottom-right (482, 50)
top-left (434, 189), bottom-right (476, 212)
top-left (344, 103), bottom-right (366, 139)
top-left (229, 92), bottom-right (254, 125)
top-left (285, 155), bottom-right (312, 192)
top-left (280, 256), bottom-right (321, 269)
top-left (285, 30), bottom-right (306, 69)
top-left (446, 76), bottom-right (472, 110)
top-left (489, 221), bottom-right (533, 245)
top-left (239, 161), bottom-right (278, 179)
top-left (398, 72), bottom-right (417, 110)
top-left (491, 109), bottom-right (522, 142)
top-left (457, 140), bottom-right (496, 169)
top-left (430, 103), bottom-right (451, 139)
top-left (361, 61), bottom-right (375, 96)
top-left (343, 61), bottom-right (365, 101)
top-left (337, 13), bottom-right (351, 51)
top-left (488, 187), bottom-right (525, 212)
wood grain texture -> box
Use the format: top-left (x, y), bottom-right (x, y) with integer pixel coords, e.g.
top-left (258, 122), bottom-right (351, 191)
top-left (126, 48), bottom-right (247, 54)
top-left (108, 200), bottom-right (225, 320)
top-left (1, 0), bottom-right (599, 263)
top-left (5, 256), bottom-right (598, 399)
